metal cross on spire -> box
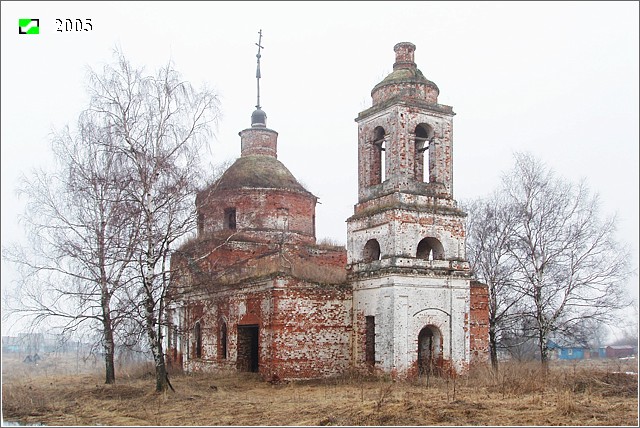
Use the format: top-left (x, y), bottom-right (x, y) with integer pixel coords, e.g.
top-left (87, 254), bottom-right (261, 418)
top-left (255, 29), bottom-right (264, 110)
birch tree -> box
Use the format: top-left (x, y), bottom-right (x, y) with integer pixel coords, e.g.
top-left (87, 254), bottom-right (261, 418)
top-left (465, 193), bottom-right (523, 370)
top-left (85, 51), bottom-right (220, 391)
top-left (503, 152), bottom-right (632, 367)
top-left (3, 117), bottom-right (136, 384)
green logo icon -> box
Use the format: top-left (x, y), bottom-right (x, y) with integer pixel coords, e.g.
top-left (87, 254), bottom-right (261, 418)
top-left (19, 18), bottom-right (39, 34)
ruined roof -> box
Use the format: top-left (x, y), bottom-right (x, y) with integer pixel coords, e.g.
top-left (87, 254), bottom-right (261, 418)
top-left (372, 67), bottom-right (439, 93)
top-left (212, 155), bottom-right (311, 194)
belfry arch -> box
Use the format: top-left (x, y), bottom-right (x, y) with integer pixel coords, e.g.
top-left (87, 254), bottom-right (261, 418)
top-left (416, 237), bottom-right (445, 260)
top-left (414, 123), bottom-right (434, 182)
top-left (363, 239), bottom-right (381, 262)
top-left (371, 126), bottom-right (386, 185)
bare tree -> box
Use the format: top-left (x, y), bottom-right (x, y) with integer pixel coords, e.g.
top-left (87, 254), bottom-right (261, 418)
top-left (3, 116), bottom-right (136, 384)
top-left (609, 300), bottom-right (639, 347)
top-left (502, 152), bottom-right (632, 367)
top-left (499, 315), bottom-right (539, 362)
top-left (85, 51), bottom-right (220, 392)
top-left (465, 193), bottom-right (523, 371)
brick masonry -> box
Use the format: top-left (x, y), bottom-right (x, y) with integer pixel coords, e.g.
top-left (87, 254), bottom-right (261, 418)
top-left (166, 41), bottom-right (489, 381)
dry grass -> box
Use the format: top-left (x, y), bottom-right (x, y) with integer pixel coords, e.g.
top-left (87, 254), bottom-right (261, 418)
top-left (2, 355), bottom-right (637, 426)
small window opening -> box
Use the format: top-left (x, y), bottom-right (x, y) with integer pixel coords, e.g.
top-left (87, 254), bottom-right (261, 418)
top-left (363, 239), bottom-right (381, 262)
top-left (224, 208), bottom-right (236, 230)
top-left (194, 321), bottom-right (202, 359)
top-left (220, 321), bottom-right (228, 360)
top-left (365, 316), bottom-right (376, 366)
top-left (277, 207), bottom-right (289, 231)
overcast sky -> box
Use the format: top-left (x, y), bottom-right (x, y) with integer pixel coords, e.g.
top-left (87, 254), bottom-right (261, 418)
top-left (2, 1), bottom-right (638, 336)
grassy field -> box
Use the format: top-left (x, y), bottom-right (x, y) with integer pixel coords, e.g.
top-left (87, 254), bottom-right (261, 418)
top-left (1, 353), bottom-right (637, 426)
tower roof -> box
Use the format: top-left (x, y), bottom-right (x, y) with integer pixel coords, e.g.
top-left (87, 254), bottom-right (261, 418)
top-left (371, 42), bottom-right (439, 105)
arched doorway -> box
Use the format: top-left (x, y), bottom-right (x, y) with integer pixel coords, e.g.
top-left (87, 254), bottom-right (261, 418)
top-left (418, 325), bottom-right (442, 375)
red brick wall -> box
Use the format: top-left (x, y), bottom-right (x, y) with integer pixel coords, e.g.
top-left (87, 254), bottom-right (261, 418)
top-left (240, 127), bottom-right (278, 157)
top-left (171, 230), bottom-right (350, 379)
top-left (199, 188), bottom-right (317, 244)
top-left (269, 281), bottom-right (352, 380)
top-left (175, 275), bottom-right (352, 380)
top-left (469, 280), bottom-right (490, 365)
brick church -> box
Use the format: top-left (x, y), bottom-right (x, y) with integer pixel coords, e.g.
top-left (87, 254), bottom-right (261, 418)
top-left (166, 41), bottom-right (489, 380)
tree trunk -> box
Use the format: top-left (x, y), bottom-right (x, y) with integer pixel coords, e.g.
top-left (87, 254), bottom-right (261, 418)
top-left (539, 330), bottom-right (549, 372)
top-left (144, 279), bottom-right (168, 392)
top-left (153, 345), bottom-right (168, 392)
top-left (100, 256), bottom-right (116, 384)
top-left (489, 325), bottom-right (499, 372)
top-left (102, 312), bottom-right (116, 384)
top-left (143, 290), bottom-right (167, 392)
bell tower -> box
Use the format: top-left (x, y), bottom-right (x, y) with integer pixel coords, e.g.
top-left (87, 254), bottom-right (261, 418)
top-left (347, 42), bottom-right (472, 376)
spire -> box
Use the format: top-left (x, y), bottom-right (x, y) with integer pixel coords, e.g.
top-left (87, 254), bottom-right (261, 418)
top-left (251, 29), bottom-right (267, 127)
top-left (241, 29), bottom-right (277, 158)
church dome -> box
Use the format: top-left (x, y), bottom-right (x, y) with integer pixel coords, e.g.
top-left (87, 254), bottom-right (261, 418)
top-left (213, 155), bottom-right (310, 193)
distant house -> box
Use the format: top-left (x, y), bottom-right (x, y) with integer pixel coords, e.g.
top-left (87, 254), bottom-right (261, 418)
top-left (547, 340), bottom-right (603, 360)
top-left (2, 336), bottom-right (21, 353)
top-left (605, 345), bottom-right (636, 359)
top-left (548, 341), bottom-right (585, 360)
top-left (548, 340), bottom-right (638, 360)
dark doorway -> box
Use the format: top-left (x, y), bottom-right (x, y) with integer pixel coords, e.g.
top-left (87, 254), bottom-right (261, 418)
top-left (418, 326), bottom-right (437, 375)
top-left (365, 316), bottom-right (375, 366)
top-left (237, 325), bottom-right (259, 372)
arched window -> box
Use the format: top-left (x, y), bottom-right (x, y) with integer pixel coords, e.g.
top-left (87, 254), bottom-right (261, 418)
top-left (372, 127), bottom-right (386, 185)
top-left (194, 321), bottom-right (202, 359)
top-left (414, 124), bottom-right (433, 182)
top-left (220, 321), bottom-right (228, 360)
top-left (363, 239), bottom-right (381, 262)
top-left (416, 237), bottom-right (445, 260)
